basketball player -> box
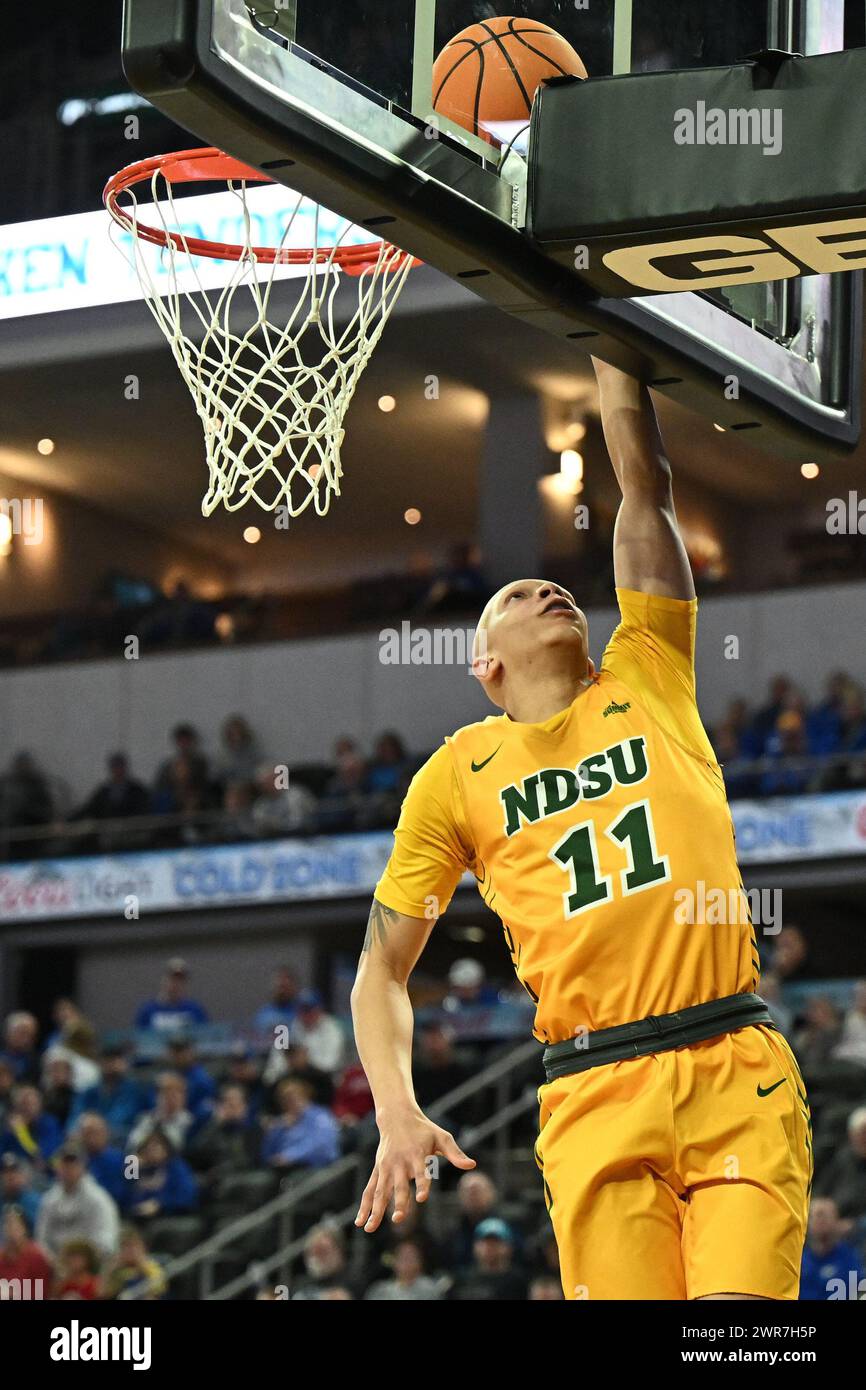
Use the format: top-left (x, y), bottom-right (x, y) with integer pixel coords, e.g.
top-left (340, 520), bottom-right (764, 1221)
top-left (351, 360), bottom-right (812, 1300)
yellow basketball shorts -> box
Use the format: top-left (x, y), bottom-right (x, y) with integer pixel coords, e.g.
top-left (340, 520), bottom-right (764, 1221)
top-left (535, 1024), bottom-right (812, 1300)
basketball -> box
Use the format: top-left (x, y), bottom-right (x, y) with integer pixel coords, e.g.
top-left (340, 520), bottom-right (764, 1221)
top-left (432, 16), bottom-right (587, 142)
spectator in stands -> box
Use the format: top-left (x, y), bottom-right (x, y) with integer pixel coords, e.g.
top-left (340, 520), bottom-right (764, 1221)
top-left (364, 1237), bottom-right (445, 1300)
top-left (815, 1106), bottom-right (866, 1221)
top-left (103, 1224), bottom-right (167, 1300)
top-left (72, 753), bottom-right (150, 823)
top-left (822, 686), bottom-right (866, 791)
top-left (163, 1037), bottom-right (218, 1116)
top-left (0, 1084), bottom-right (62, 1168)
top-left (443, 959), bottom-right (500, 1012)
top-left (839, 684), bottom-right (866, 752)
top-left (834, 981), bottom-right (866, 1067)
top-left (292, 1223), bottom-right (357, 1300)
top-left (413, 1023), bottom-right (471, 1109)
top-left (445, 1171), bottom-right (502, 1270)
top-left (0, 751), bottom-right (53, 858)
top-left (769, 924), bottom-right (810, 984)
top-left (134, 958), bottom-right (209, 1035)
top-left (448, 1219), bottom-right (527, 1300)
top-left (76, 1113), bottom-right (127, 1206)
top-left (415, 541), bottom-right (487, 617)
top-left (365, 732), bottom-right (409, 797)
top-left (291, 991), bottom-right (345, 1073)
top-left (0, 1205), bottom-right (53, 1296)
top-left (747, 675), bottom-right (796, 754)
top-left (36, 1141), bottom-right (119, 1258)
top-left (527, 1226), bottom-right (562, 1284)
top-left (127, 1072), bottom-right (196, 1154)
top-left (222, 1045), bottom-right (266, 1119)
top-left (806, 672), bottom-right (850, 757)
top-left (122, 1130), bottom-right (198, 1220)
top-left (715, 697), bottom-right (761, 759)
top-left (220, 780), bottom-right (256, 839)
top-left (41, 1055), bottom-right (77, 1130)
top-left (758, 709), bottom-right (812, 796)
top-left (332, 1057), bottom-right (375, 1130)
top-left (152, 751), bottom-right (218, 843)
top-left (155, 724), bottom-right (210, 795)
top-left (141, 581), bottom-right (215, 649)
top-left (55, 1238), bottom-right (102, 1299)
top-left (71, 1045), bottom-right (146, 1140)
top-left (261, 1076), bottom-right (339, 1170)
top-left (42, 1020), bottom-right (100, 1095)
top-left (0, 1155), bottom-right (41, 1232)
top-left (250, 762), bottom-right (317, 836)
top-left (252, 967), bottom-right (301, 1035)
top-left (264, 1040), bottom-right (335, 1106)
top-left (186, 1084), bottom-right (259, 1192)
top-left (799, 1197), bottom-right (865, 1301)
top-left (529, 1275), bottom-right (563, 1300)
top-left (216, 715), bottom-right (260, 792)
top-left (1, 1011), bottom-right (40, 1083)
top-left (44, 998), bottom-right (86, 1051)
top-left (318, 743), bottom-right (369, 832)
top-left (792, 995), bottom-right (843, 1072)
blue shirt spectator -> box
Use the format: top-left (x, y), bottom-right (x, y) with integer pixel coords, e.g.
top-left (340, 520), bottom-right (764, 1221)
top-left (163, 1039), bottom-right (217, 1117)
top-left (442, 959), bottom-right (500, 1012)
top-left (262, 1078), bottom-right (339, 1170)
top-left (800, 1197), bottom-right (865, 1301)
top-left (134, 959), bottom-right (209, 1035)
top-left (252, 967), bottom-right (300, 1036)
top-left (800, 1241), bottom-right (865, 1300)
top-left (1, 1086), bottom-right (62, 1166)
top-left (77, 1113), bottom-right (128, 1205)
top-left (1, 1012), bottom-right (41, 1085)
top-left (0, 1155), bottom-right (42, 1231)
top-left (70, 1047), bottom-right (147, 1140)
top-left (122, 1131), bottom-right (199, 1217)
top-left (365, 732), bottom-right (409, 795)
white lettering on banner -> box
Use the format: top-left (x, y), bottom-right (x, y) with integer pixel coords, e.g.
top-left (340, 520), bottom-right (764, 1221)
top-left (0, 187), bottom-right (380, 320)
top-left (602, 216), bottom-right (866, 292)
top-left (0, 797), bottom-right (865, 923)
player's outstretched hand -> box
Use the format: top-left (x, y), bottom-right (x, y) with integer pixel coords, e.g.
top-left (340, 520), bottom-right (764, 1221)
top-left (355, 1107), bottom-right (476, 1233)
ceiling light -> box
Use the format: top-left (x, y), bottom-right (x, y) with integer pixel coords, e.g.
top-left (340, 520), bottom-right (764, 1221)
top-left (404, 508), bottom-right (422, 525)
top-left (37, 438), bottom-right (55, 455)
top-left (243, 526), bottom-right (261, 544)
top-left (378, 395), bottom-right (397, 413)
top-left (801, 462), bottom-right (820, 479)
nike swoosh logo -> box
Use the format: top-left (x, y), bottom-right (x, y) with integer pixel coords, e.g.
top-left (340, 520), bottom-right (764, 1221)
top-left (471, 744), bottom-right (503, 773)
top-left (757, 1079), bottom-right (786, 1098)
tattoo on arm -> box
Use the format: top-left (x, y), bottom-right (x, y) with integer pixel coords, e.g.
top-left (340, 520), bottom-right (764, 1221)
top-left (362, 898), bottom-right (399, 953)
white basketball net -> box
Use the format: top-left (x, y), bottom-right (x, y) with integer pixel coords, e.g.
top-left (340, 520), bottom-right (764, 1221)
top-left (110, 170), bottom-right (414, 517)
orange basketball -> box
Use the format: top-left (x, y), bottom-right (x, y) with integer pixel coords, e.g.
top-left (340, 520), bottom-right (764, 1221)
top-left (432, 15), bottom-right (587, 142)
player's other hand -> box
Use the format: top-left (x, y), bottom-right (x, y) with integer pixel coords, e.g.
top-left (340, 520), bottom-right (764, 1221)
top-left (355, 1106), bottom-right (476, 1233)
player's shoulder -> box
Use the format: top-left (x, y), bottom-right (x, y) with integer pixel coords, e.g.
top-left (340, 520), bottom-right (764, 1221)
top-left (444, 713), bottom-right (506, 756)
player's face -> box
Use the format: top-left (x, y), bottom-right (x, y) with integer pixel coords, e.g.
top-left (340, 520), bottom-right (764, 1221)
top-left (486, 579), bottom-right (586, 667)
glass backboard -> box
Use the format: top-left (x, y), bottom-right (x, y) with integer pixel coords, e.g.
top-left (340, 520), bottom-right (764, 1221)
top-left (120, 0), bottom-right (861, 460)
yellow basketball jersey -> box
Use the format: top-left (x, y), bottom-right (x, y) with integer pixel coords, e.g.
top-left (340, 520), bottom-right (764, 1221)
top-left (375, 589), bottom-right (757, 1043)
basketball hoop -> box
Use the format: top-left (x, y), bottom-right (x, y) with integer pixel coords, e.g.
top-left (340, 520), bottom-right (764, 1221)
top-left (103, 148), bottom-right (417, 517)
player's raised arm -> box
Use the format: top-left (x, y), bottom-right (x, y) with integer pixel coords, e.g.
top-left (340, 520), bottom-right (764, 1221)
top-left (593, 359), bottom-right (695, 601)
top-left (351, 897), bottom-right (475, 1233)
